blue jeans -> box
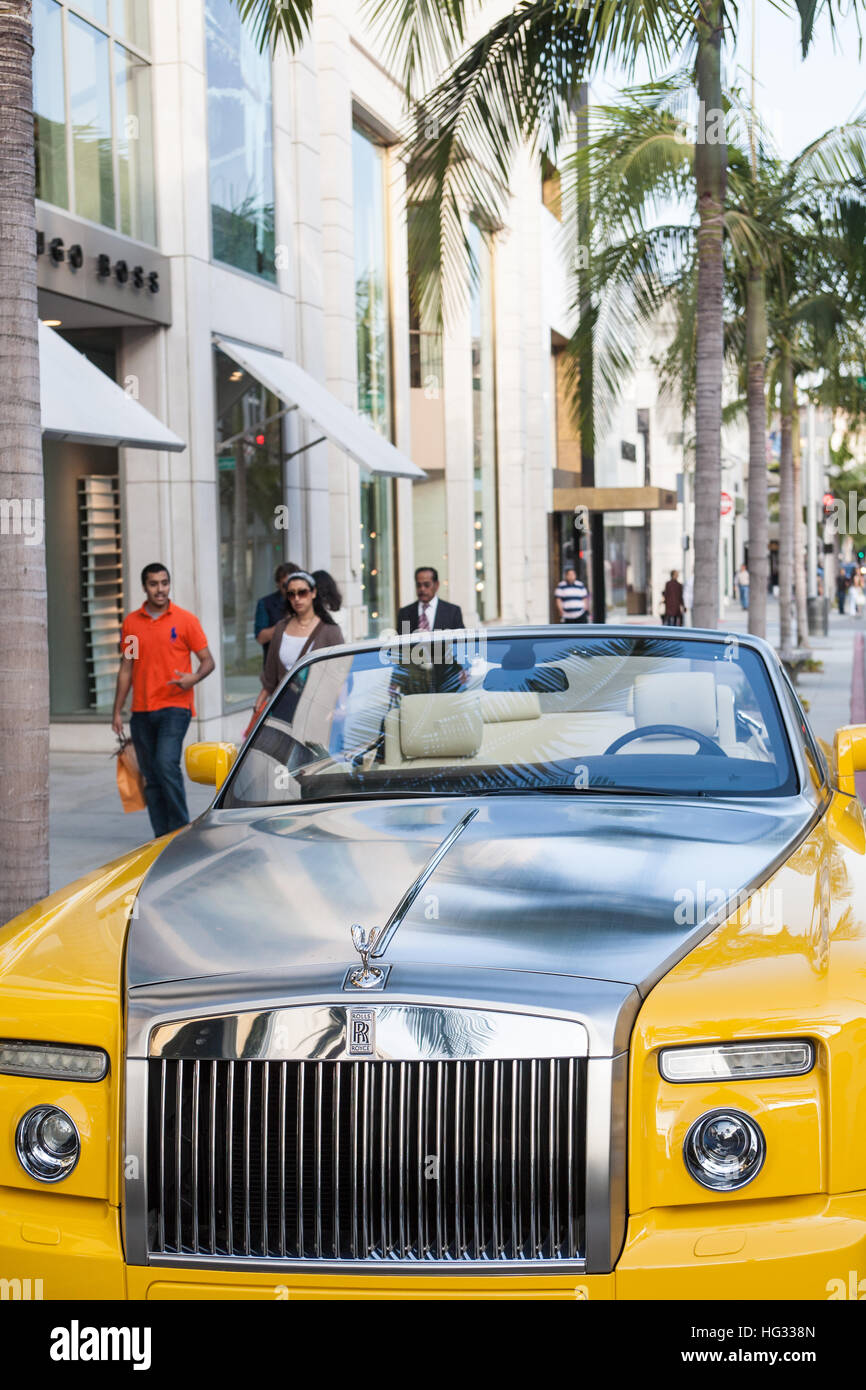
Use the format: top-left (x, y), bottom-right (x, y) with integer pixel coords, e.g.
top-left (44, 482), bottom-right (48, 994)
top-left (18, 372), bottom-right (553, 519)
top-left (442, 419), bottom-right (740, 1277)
top-left (739, 586), bottom-right (749, 609)
top-left (130, 708), bottom-right (192, 838)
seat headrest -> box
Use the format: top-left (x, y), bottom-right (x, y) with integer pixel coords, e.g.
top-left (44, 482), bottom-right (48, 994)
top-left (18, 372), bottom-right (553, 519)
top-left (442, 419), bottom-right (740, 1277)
top-left (479, 691), bottom-right (540, 723)
top-left (399, 692), bottom-right (483, 758)
top-left (633, 672), bottom-right (718, 738)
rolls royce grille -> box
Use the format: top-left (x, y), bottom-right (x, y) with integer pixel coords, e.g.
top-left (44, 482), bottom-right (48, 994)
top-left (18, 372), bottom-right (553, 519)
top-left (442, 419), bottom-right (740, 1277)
top-left (146, 1057), bottom-right (586, 1262)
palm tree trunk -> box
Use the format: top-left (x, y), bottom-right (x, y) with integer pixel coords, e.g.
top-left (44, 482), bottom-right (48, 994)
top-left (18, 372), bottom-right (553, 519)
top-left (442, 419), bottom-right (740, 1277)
top-left (692, 0), bottom-right (726, 630)
top-left (778, 344), bottom-right (796, 653)
top-left (0, 1), bottom-right (50, 924)
top-left (746, 266), bottom-right (768, 639)
top-left (792, 400), bottom-right (810, 648)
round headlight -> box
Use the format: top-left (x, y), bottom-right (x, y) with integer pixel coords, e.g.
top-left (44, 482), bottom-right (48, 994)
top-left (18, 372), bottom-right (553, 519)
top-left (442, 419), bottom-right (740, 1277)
top-left (16, 1105), bottom-right (80, 1183)
top-left (683, 1109), bottom-right (765, 1191)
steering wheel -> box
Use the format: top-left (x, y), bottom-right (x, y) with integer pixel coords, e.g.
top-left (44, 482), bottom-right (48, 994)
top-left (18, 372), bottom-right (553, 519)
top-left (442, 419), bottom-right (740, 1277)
top-left (603, 723), bottom-right (729, 757)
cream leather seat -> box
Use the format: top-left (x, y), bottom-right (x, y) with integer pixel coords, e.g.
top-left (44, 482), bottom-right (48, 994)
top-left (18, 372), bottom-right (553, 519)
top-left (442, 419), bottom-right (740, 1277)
top-left (624, 672), bottom-right (718, 755)
top-left (620, 672), bottom-right (757, 759)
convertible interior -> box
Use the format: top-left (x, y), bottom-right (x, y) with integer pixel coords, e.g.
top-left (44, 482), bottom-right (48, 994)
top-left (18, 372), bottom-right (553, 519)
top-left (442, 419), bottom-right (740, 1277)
top-left (226, 646), bottom-right (788, 806)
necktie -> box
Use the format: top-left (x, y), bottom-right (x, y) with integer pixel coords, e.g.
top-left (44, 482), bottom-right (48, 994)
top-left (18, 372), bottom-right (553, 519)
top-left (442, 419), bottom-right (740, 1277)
top-left (418, 604), bottom-right (430, 631)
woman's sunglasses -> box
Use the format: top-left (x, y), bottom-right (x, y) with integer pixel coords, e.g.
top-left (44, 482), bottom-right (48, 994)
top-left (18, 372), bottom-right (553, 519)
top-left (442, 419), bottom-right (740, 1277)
top-left (286, 587), bottom-right (311, 598)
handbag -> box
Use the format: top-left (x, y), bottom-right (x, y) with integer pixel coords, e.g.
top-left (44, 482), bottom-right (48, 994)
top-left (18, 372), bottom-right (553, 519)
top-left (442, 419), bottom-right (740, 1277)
top-left (114, 734), bottom-right (147, 813)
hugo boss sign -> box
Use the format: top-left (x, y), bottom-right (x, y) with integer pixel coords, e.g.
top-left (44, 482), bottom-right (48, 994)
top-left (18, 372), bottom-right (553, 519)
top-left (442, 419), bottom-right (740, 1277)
top-left (35, 203), bottom-right (172, 327)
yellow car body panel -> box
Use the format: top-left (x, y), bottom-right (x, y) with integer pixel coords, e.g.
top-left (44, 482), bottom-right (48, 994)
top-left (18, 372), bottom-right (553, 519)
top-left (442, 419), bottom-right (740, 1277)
top-left (0, 839), bottom-right (169, 1213)
top-left (2, 786), bottom-right (866, 1299)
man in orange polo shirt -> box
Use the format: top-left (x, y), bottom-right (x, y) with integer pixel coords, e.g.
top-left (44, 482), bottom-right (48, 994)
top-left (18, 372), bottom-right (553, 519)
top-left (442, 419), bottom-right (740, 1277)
top-left (112, 563), bottom-right (215, 838)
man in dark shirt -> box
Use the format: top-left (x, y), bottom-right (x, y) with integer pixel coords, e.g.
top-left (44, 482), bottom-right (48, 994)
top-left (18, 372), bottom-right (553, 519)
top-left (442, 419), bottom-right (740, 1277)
top-left (254, 562), bottom-right (299, 665)
top-left (662, 570), bottom-right (686, 626)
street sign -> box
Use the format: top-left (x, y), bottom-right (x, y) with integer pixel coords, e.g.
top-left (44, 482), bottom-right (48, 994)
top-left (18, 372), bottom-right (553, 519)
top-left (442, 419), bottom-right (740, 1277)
top-left (720, 491), bottom-right (733, 516)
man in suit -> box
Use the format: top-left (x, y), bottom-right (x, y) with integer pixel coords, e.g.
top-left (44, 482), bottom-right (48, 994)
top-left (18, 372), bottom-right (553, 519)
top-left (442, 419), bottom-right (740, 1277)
top-left (397, 567), bottom-right (464, 634)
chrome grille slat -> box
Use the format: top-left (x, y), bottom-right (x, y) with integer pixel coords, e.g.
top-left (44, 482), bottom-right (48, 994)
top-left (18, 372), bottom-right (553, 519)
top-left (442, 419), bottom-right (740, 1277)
top-left (191, 1060), bottom-right (200, 1253)
top-left (208, 1061), bottom-right (217, 1256)
top-left (174, 1060), bottom-right (182, 1251)
top-left (146, 1057), bottom-right (586, 1263)
top-left (296, 1063), bottom-right (304, 1258)
top-left (278, 1062), bottom-right (287, 1258)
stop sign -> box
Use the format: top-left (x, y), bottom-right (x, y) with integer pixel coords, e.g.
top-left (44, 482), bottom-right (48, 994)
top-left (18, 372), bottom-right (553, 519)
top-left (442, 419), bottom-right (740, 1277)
top-left (720, 491), bottom-right (733, 516)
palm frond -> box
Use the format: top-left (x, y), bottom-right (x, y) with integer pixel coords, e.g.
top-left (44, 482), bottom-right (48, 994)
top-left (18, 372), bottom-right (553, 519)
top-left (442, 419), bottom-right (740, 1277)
top-left (360, 0), bottom-right (473, 99)
top-left (230, 0), bottom-right (312, 52)
top-left (402, 3), bottom-right (696, 322)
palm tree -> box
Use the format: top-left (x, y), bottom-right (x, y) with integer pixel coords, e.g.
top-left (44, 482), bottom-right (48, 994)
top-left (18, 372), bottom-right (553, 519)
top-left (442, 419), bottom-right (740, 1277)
top-left (376, 0), bottom-right (860, 630)
top-left (0, 1), bottom-right (49, 924)
top-left (577, 80), bottom-right (866, 652)
top-left (239, 0), bottom-right (860, 634)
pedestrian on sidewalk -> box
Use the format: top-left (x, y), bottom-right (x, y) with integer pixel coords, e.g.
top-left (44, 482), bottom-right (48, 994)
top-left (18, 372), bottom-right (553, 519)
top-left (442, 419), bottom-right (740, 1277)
top-left (662, 570), bottom-right (685, 626)
top-left (312, 568), bottom-right (344, 627)
top-left (261, 570), bottom-right (344, 695)
top-left (254, 561), bottom-right (300, 666)
top-left (112, 563), bottom-right (215, 838)
top-left (737, 562), bottom-right (750, 610)
top-left (554, 566), bottom-right (590, 624)
top-left (397, 567), bottom-right (465, 633)
top-left (837, 569), bottom-right (849, 616)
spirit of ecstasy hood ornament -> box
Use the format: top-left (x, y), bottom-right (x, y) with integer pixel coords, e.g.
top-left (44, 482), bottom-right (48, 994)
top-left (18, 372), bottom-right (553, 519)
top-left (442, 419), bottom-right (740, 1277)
top-left (344, 808), bottom-right (479, 992)
top-left (348, 923), bottom-right (385, 990)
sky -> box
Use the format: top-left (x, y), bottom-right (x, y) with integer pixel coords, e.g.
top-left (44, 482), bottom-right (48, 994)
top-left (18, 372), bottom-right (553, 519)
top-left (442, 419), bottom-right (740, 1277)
top-left (737, 0), bottom-right (866, 157)
top-left (591, 0), bottom-right (866, 157)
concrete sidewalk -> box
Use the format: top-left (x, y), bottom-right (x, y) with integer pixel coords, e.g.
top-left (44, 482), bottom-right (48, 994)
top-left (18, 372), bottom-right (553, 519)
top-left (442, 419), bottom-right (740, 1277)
top-left (717, 596), bottom-right (859, 749)
top-left (50, 751), bottom-right (213, 893)
top-left (48, 605), bottom-right (864, 894)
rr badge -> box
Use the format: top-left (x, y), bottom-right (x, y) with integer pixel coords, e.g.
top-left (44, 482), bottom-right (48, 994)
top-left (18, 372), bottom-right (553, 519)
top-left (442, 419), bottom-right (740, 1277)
top-left (348, 1007), bottom-right (376, 1057)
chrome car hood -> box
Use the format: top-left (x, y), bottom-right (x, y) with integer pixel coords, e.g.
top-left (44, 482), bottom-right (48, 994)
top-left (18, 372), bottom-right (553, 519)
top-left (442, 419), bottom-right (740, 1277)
top-left (126, 793), bottom-right (817, 1055)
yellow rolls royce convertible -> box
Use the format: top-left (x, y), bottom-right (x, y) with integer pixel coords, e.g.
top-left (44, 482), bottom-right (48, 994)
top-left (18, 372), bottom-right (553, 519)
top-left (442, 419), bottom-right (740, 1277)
top-left (3, 626), bottom-right (866, 1301)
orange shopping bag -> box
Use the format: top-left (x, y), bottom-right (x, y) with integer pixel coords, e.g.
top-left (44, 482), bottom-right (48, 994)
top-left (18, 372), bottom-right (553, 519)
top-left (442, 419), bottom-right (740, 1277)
top-left (115, 734), bottom-right (147, 813)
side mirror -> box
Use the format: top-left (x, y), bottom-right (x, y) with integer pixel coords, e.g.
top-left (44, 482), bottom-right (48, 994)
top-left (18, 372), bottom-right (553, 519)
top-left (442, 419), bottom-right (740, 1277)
top-left (185, 741), bottom-right (238, 790)
top-left (833, 725), bottom-right (866, 797)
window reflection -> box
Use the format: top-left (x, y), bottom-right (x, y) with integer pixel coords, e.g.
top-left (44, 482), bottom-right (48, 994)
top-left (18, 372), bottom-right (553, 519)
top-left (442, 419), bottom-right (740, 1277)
top-left (33, 1), bottom-right (156, 242)
top-left (353, 125), bottom-right (394, 635)
top-left (115, 44), bottom-right (155, 244)
top-left (33, 0), bottom-right (68, 209)
top-left (68, 14), bottom-right (115, 227)
top-left (215, 348), bottom-right (285, 707)
top-left (113, 0), bottom-right (150, 50)
top-left (470, 221), bottom-right (499, 621)
top-left (206, 0), bottom-right (276, 281)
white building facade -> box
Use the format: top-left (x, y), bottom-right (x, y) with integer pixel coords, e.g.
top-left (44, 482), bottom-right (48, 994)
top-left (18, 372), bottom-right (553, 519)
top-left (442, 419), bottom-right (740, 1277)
top-left (34, 0), bottom-right (576, 749)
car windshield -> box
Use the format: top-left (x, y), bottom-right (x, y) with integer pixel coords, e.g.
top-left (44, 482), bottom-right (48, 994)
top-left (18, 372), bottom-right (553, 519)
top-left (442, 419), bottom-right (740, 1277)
top-left (222, 633), bottom-right (799, 807)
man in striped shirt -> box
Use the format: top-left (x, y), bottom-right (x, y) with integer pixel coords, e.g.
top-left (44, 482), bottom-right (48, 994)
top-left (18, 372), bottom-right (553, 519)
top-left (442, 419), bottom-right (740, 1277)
top-left (554, 567), bottom-right (590, 623)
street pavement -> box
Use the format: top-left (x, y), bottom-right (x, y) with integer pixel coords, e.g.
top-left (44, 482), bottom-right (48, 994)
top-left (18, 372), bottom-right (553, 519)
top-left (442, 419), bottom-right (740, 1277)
top-left (50, 749), bottom-right (213, 893)
top-left (716, 594), bottom-right (859, 750)
top-left (48, 601), bottom-right (864, 894)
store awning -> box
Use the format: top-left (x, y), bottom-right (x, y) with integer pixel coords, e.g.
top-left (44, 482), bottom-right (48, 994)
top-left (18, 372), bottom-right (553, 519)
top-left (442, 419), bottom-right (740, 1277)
top-left (40, 321), bottom-right (186, 452)
top-left (214, 336), bottom-right (424, 479)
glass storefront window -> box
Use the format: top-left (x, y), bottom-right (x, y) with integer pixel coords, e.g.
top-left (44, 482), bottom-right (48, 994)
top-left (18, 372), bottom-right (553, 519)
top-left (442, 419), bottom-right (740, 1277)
top-left (115, 44), bottom-right (155, 243)
top-left (470, 220), bottom-right (500, 621)
top-left (71, 0), bottom-right (108, 24)
top-left (353, 125), bottom-right (395, 634)
top-left (33, 0), bottom-right (69, 209)
top-left (68, 14), bottom-right (115, 228)
top-left (112, 0), bottom-right (150, 50)
top-left (215, 348), bottom-right (285, 707)
top-left (206, 0), bottom-right (276, 281)
top-left (33, 2), bottom-right (156, 243)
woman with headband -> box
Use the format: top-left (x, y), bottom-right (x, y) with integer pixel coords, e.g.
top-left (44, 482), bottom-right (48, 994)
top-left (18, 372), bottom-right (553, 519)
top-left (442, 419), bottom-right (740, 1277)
top-left (260, 569), bottom-right (344, 696)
